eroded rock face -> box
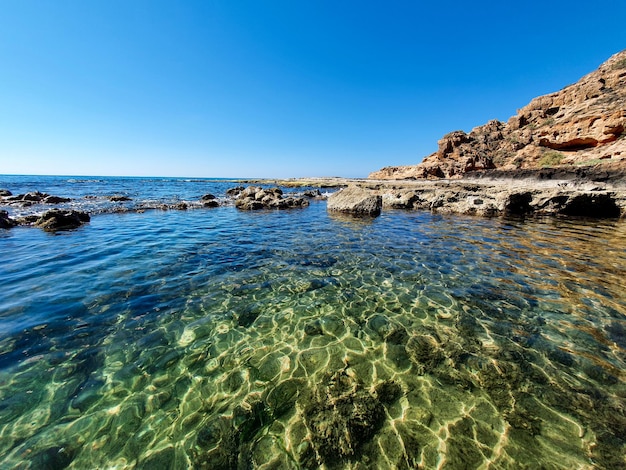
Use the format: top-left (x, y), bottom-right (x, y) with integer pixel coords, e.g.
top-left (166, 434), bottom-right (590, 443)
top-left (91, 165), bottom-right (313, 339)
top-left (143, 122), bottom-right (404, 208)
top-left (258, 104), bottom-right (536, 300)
top-left (34, 209), bottom-right (90, 231)
top-left (370, 49), bottom-right (626, 179)
top-left (327, 185), bottom-right (382, 216)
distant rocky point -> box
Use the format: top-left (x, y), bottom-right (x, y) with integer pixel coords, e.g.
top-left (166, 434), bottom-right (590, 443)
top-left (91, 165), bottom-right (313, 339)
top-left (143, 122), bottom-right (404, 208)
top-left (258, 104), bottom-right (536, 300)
top-left (369, 49), bottom-right (626, 180)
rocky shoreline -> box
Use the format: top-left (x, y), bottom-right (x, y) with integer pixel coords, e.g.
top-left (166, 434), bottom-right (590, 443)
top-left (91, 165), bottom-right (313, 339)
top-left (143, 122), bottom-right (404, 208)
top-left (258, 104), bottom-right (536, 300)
top-left (245, 166), bottom-right (626, 219)
top-left (0, 185), bottom-right (324, 231)
top-left (2, 168), bottom-right (626, 232)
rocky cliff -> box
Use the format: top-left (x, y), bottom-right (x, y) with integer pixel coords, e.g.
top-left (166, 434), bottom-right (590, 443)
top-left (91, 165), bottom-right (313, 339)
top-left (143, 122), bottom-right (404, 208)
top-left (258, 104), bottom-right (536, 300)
top-left (369, 49), bottom-right (626, 180)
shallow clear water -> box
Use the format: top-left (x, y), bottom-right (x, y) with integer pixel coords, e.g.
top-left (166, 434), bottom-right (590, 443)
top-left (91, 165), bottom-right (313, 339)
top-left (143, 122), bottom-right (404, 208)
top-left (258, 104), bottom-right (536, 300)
top-left (1, 176), bottom-right (625, 469)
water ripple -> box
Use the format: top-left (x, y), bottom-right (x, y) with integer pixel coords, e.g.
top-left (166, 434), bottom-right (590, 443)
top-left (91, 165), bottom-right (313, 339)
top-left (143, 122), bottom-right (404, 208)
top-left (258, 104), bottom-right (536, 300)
top-left (1, 195), bottom-right (625, 468)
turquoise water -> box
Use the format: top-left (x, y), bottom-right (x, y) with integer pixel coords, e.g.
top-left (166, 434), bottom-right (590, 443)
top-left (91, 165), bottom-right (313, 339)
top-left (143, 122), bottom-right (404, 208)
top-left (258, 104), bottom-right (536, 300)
top-left (1, 176), bottom-right (625, 469)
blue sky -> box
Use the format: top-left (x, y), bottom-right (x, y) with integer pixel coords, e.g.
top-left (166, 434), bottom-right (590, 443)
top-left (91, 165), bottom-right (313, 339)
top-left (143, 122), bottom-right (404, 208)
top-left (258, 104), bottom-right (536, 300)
top-left (0, 1), bottom-right (624, 178)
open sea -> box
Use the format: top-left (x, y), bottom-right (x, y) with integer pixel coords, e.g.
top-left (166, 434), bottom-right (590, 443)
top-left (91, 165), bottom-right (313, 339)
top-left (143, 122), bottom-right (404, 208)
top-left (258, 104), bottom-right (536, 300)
top-left (1, 175), bottom-right (625, 469)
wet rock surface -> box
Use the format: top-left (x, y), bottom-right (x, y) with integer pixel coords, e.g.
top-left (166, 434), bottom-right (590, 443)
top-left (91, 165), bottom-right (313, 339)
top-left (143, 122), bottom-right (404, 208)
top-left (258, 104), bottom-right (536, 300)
top-left (34, 209), bottom-right (91, 231)
top-left (109, 195), bottom-right (132, 202)
top-left (4, 191), bottom-right (72, 205)
top-left (200, 193), bottom-right (219, 207)
top-left (0, 210), bottom-right (17, 229)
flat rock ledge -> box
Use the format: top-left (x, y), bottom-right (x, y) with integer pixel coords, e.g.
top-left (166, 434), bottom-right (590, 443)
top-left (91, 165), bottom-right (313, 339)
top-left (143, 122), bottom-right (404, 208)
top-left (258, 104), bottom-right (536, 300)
top-left (373, 179), bottom-right (626, 218)
top-left (327, 185), bottom-right (383, 217)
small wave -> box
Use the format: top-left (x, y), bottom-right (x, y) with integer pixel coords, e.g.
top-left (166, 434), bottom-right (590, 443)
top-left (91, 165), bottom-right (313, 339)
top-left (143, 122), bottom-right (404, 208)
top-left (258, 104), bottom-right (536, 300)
top-left (66, 179), bottom-right (105, 183)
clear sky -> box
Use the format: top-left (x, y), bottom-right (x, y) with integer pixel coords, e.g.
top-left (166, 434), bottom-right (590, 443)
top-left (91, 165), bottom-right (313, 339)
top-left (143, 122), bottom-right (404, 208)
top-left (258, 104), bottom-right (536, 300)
top-left (1, 1), bottom-right (624, 178)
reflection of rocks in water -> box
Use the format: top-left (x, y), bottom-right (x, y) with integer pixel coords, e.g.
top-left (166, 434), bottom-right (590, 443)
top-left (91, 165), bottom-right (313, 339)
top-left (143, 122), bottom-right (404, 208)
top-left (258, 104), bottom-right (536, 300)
top-left (301, 369), bottom-right (390, 467)
top-left (193, 399), bottom-right (270, 470)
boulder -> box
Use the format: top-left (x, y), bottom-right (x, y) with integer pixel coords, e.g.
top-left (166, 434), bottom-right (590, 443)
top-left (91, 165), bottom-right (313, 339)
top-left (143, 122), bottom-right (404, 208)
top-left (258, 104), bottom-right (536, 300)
top-left (200, 193), bottom-right (216, 201)
top-left (43, 195), bottom-right (71, 204)
top-left (34, 210), bottom-right (90, 231)
top-left (7, 191), bottom-right (46, 202)
top-left (327, 186), bottom-right (382, 216)
top-left (22, 191), bottom-right (47, 202)
top-left (303, 189), bottom-right (323, 198)
top-left (0, 210), bottom-right (17, 229)
top-left (0, 189), bottom-right (12, 197)
top-left (226, 186), bottom-right (245, 197)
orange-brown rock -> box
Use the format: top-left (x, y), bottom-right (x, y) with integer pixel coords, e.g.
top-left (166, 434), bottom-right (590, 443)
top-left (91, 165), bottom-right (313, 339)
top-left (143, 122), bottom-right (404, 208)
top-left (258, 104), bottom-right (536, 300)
top-left (369, 49), bottom-right (626, 180)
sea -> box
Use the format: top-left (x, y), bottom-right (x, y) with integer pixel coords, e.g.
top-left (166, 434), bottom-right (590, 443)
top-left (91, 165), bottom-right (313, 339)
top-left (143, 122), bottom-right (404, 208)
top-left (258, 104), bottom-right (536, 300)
top-left (1, 175), bottom-right (625, 469)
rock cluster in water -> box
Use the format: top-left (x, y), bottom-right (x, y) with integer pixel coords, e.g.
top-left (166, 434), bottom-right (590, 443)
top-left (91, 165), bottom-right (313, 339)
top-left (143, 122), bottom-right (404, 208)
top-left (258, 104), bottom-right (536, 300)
top-left (0, 184), bottom-right (324, 231)
top-left (4, 191), bottom-right (72, 205)
top-left (0, 188), bottom-right (222, 231)
top-left (370, 49), bottom-right (626, 179)
top-left (229, 185), bottom-right (310, 210)
top-left (34, 209), bottom-right (91, 231)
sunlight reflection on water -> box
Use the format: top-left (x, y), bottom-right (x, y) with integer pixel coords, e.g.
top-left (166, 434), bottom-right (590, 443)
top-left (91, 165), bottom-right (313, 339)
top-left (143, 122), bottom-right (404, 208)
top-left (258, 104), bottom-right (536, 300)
top-left (0, 196), bottom-right (625, 469)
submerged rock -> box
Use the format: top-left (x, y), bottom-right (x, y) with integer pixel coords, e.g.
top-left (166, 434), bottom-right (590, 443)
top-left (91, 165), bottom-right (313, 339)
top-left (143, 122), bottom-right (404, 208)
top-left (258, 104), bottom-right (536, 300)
top-left (406, 334), bottom-right (444, 374)
top-left (302, 368), bottom-right (386, 466)
top-left (34, 209), bottom-right (90, 231)
top-left (327, 185), bottom-right (382, 217)
top-left (193, 399), bottom-right (270, 469)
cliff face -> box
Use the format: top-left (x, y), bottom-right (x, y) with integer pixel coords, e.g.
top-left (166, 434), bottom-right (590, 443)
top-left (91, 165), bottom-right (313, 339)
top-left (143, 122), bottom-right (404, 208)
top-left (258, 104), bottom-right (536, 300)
top-left (369, 50), bottom-right (626, 180)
